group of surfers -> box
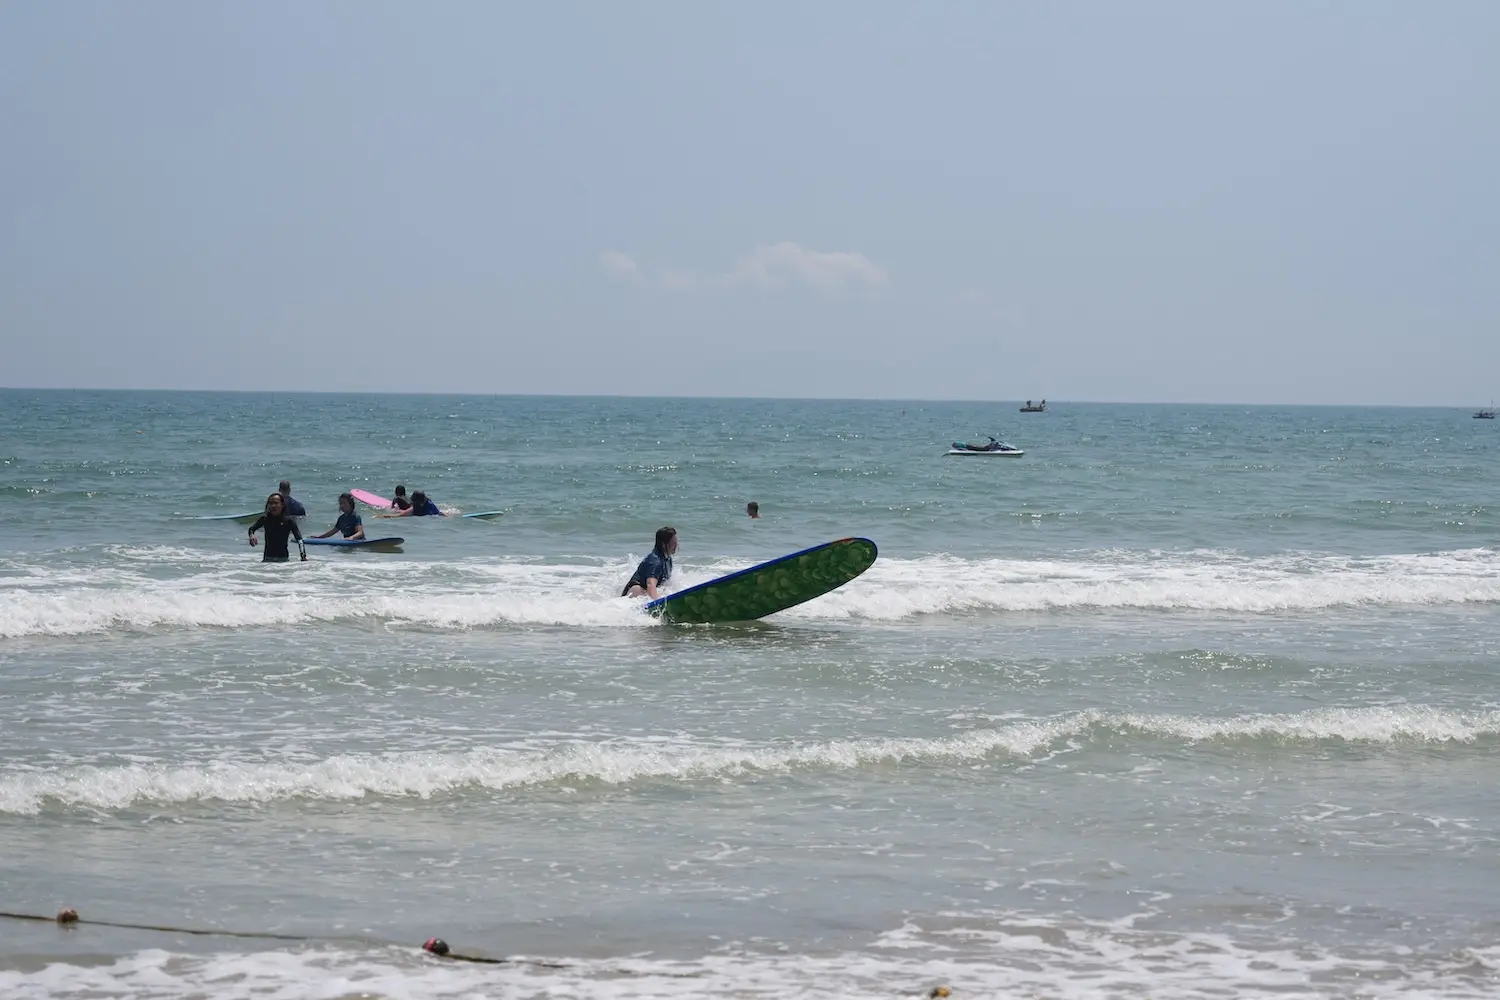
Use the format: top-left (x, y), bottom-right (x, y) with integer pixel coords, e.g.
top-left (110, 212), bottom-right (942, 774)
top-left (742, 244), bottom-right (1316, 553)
top-left (246, 481), bottom-right (445, 562)
top-left (248, 481), bottom-right (762, 601)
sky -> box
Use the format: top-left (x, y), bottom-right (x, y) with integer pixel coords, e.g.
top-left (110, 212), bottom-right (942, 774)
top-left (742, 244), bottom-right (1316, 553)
top-left (1, 2), bottom-right (1497, 404)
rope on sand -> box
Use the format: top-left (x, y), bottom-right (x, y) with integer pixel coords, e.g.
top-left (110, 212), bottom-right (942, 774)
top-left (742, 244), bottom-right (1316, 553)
top-left (4, 908), bottom-right (951, 992)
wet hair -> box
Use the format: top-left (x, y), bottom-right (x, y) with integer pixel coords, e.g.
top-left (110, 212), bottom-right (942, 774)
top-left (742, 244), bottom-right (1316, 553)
top-left (746, 502), bottom-right (759, 516)
top-left (264, 493), bottom-right (285, 515)
top-left (394, 485), bottom-right (407, 496)
top-left (411, 491), bottom-right (428, 506)
top-left (338, 492), bottom-right (354, 509)
top-left (654, 526), bottom-right (677, 556)
top-left (278, 480), bottom-right (291, 493)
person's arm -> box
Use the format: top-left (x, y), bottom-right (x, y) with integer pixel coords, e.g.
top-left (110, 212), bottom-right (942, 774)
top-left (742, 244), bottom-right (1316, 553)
top-left (312, 525), bottom-right (337, 539)
top-left (290, 519), bottom-right (306, 561)
top-left (248, 516), bottom-right (265, 546)
top-left (644, 554), bottom-right (667, 599)
top-left (380, 507), bottom-right (412, 518)
top-left (349, 518), bottom-right (365, 540)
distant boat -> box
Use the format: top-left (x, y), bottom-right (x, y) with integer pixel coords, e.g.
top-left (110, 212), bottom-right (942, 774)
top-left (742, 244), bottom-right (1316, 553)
top-left (1020, 399), bottom-right (1046, 413)
top-left (1476, 401), bottom-right (1496, 419)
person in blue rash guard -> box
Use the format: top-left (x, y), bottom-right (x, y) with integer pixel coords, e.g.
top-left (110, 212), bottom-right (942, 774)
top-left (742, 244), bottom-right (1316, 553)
top-left (277, 480), bottom-right (307, 517)
top-left (312, 493), bottom-right (365, 540)
top-left (380, 490), bottom-right (443, 517)
top-left (622, 526), bottom-right (677, 599)
top-left (248, 493), bottom-right (306, 562)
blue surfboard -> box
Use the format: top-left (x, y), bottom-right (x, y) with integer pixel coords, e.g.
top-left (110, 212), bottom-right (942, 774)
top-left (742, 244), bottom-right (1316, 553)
top-left (645, 537), bottom-right (877, 624)
top-left (304, 536), bottom-right (405, 552)
top-left (461, 510), bottom-right (505, 520)
top-left (186, 511), bottom-right (263, 525)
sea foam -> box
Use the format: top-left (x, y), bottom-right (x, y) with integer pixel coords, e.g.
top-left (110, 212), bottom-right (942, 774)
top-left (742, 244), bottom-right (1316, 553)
top-left (3, 546), bottom-right (1499, 638)
top-left (4, 706), bottom-right (1494, 815)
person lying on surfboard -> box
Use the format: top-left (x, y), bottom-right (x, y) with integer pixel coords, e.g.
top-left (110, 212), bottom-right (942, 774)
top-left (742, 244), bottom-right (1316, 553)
top-left (391, 485), bottom-right (412, 511)
top-left (380, 490), bottom-right (444, 517)
top-left (622, 526), bottom-right (677, 599)
top-left (248, 493), bottom-right (307, 562)
top-left (312, 494), bottom-right (366, 540)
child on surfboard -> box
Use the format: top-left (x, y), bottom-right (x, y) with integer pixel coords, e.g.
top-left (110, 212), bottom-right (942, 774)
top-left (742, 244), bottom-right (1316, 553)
top-left (312, 494), bottom-right (366, 540)
top-left (380, 490), bottom-right (443, 517)
top-left (623, 526), bottom-right (677, 599)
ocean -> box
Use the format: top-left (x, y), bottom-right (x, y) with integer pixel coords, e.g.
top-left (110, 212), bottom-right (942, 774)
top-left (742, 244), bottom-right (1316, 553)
top-left (1, 389), bottom-right (1497, 999)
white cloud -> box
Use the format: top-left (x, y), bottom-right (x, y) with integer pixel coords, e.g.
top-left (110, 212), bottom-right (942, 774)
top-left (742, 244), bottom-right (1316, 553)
top-left (657, 267), bottom-right (700, 292)
top-left (600, 242), bottom-right (888, 297)
top-left (721, 242), bottom-right (888, 296)
top-left (599, 250), bottom-right (641, 281)
top-left (956, 286), bottom-right (987, 305)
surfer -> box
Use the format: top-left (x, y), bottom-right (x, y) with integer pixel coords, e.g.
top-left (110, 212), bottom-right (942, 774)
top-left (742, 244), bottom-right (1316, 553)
top-left (746, 502), bottom-right (759, 519)
top-left (622, 526), bottom-right (677, 599)
top-left (277, 480), bottom-right (307, 517)
top-left (312, 494), bottom-right (365, 540)
top-left (391, 485), bottom-right (412, 511)
top-left (248, 493), bottom-right (307, 562)
top-left (381, 490), bottom-right (443, 517)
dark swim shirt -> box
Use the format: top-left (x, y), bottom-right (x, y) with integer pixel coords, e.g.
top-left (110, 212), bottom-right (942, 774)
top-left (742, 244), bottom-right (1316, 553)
top-left (248, 515), bottom-right (303, 562)
top-left (334, 511), bottom-right (362, 537)
top-left (622, 551), bottom-right (672, 596)
top-left (411, 499), bottom-right (442, 516)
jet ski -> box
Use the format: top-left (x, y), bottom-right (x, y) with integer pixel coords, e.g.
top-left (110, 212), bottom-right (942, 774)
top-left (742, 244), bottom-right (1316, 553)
top-left (946, 435), bottom-right (1024, 456)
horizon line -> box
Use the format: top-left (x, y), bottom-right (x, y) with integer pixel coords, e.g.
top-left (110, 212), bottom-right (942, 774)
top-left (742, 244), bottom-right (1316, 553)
top-left (0, 385), bottom-right (1489, 409)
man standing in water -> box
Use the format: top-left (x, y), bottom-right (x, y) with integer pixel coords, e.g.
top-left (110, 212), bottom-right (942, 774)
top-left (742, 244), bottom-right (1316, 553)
top-left (277, 480), bottom-right (307, 517)
top-left (746, 502), bottom-right (760, 519)
top-left (622, 526), bottom-right (677, 599)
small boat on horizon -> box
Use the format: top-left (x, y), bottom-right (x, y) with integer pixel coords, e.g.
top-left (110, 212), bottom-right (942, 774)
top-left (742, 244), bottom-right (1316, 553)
top-left (1020, 399), bottom-right (1046, 412)
top-left (1475, 401), bottom-right (1496, 419)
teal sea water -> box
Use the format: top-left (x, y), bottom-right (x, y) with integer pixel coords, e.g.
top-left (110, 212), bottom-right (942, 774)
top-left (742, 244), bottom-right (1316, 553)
top-left (2, 389), bottom-right (1498, 999)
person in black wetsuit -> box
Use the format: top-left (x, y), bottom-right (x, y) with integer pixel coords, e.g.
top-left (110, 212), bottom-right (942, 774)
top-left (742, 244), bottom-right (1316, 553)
top-left (248, 493), bottom-right (307, 562)
top-left (622, 526), bottom-right (677, 599)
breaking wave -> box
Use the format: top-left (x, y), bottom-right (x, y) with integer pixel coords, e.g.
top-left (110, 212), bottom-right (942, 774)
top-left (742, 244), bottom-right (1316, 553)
top-left (4, 706), bottom-right (1494, 814)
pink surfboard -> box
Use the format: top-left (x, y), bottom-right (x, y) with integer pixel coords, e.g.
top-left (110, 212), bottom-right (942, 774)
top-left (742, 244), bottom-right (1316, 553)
top-left (350, 488), bottom-right (392, 509)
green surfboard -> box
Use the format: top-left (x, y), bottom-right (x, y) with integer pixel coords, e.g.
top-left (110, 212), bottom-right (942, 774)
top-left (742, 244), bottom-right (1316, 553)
top-left (645, 537), bottom-right (878, 624)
